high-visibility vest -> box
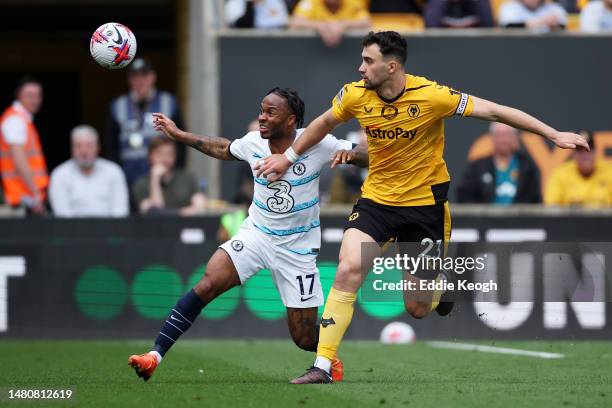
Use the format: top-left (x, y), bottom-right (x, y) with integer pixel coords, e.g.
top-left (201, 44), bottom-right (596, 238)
top-left (111, 91), bottom-right (178, 185)
top-left (0, 106), bottom-right (49, 206)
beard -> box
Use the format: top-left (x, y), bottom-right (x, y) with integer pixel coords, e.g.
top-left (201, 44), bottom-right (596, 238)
top-left (364, 77), bottom-right (382, 90)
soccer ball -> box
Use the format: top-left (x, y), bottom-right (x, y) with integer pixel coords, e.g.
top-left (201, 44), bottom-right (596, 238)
top-left (380, 321), bottom-right (416, 344)
top-left (90, 22), bottom-right (137, 69)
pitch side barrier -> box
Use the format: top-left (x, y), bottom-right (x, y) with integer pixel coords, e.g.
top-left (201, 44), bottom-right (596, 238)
top-left (0, 205), bottom-right (611, 340)
top-left (216, 31), bottom-right (612, 202)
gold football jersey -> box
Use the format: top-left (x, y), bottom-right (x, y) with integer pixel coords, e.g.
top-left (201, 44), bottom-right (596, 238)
top-left (332, 74), bottom-right (473, 206)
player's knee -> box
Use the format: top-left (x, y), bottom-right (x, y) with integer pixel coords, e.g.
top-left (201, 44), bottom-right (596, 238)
top-left (405, 301), bottom-right (430, 319)
top-left (193, 278), bottom-right (215, 303)
top-left (335, 258), bottom-right (362, 290)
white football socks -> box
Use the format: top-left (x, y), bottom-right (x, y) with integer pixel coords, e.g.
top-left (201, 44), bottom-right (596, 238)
top-left (314, 356), bottom-right (331, 373)
top-left (149, 351), bottom-right (162, 364)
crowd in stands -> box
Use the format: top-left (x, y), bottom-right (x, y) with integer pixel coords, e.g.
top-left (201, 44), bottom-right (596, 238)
top-left (0, 60), bottom-right (209, 218)
top-left (0, 7), bottom-right (610, 218)
top-left (225, 0), bottom-right (612, 36)
top-left (1, 71), bottom-right (610, 219)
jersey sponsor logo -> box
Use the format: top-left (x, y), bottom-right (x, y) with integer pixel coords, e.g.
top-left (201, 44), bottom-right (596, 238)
top-left (348, 212), bottom-right (359, 221)
top-left (381, 104), bottom-right (399, 120)
top-left (230, 240), bottom-right (244, 252)
top-left (300, 295), bottom-right (315, 302)
top-left (407, 104), bottom-right (420, 118)
top-left (266, 180), bottom-right (295, 213)
top-left (365, 126), bottom-right (418, 140)
top-left (364, 106), bottom-right (373, 114)
top-left (321, 317), bottom-right (336, 328)
top-left (293, 162), bottom-right (306, 176)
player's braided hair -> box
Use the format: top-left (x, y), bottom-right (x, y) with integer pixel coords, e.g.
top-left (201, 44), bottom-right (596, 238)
top-left (362, 31), bottom-right (407, 65)
top-left (266, 87), bottom-right (305, 128)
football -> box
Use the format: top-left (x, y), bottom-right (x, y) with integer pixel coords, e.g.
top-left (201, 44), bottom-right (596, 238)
top-left (380, 321), bottom-right (416, 344)
top-left (90, 22), bottom-right (137, 69)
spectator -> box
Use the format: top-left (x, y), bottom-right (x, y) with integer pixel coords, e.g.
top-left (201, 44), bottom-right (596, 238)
top-left (289, 0), bottom-right (371, 47)
top-left (49, 125), bottom-right (129, 218)
top-left (499, 0), bottom-right (567, 31)
top-left (0, 77), bottom-right (48, 215)
top-left (225, 0), bottom-right (289, 28)
top-left (105, 58), bottom-right (186, 186)
top-left (132, 137), bottom-right (207, 216)
top-left (580, 0), bottom-right (612, 32)
top-left (425, 0), bottom-right (494, 28)
top-left (545, 132), bottom-right (612, 207)
top-left (456, 123), bottom-right (541, 205)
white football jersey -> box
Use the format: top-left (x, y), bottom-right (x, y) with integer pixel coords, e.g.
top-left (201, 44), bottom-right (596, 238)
top-left (229, 129), bottom-right (353, 253)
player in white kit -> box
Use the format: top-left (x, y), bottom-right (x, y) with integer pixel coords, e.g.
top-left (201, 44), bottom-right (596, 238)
top-left (128, 88), bottom-right (367, 383)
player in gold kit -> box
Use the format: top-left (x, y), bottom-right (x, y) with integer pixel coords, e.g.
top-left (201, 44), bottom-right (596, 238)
top-left (256, 31), bottom-right (589, 383)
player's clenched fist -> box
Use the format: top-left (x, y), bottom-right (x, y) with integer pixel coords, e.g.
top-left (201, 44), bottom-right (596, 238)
top-left (152, 112), bottom-right (179, 140)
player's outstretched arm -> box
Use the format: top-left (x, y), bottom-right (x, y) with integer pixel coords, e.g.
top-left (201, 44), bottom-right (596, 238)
top-left (469, 96), bottom-right (589, 150)
top-left (255, 108), bottom-right (341, 180)
top-left (152, 113), bottom-right (235, 161)
top-left (331, 142), bottom-right (369, 169)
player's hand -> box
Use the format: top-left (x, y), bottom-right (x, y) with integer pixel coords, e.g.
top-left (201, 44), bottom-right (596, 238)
top-left (550, 131), bottom-right (590, 150)
top-left (152, 113), bottom-right (179, 140)
top-left (254, 154), bottom-right (291, 182)
top-left (330, 149), bottom-right (356, 169)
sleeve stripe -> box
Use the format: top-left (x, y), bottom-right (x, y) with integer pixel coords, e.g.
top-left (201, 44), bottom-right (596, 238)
top-left (454, 93), bottom-right (469, 116)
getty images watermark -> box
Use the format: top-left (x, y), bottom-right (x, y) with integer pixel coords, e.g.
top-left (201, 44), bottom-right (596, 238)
top-left (370, 252), bottom-right (496, 293)
top-left (360, 242), bottom-right (611, 303)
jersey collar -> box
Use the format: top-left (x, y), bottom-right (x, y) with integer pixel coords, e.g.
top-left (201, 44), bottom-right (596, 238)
top-left (375, 74), bottom-right (410, 104)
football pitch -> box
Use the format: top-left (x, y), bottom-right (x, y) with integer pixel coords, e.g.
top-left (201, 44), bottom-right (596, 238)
top-left (1, 340), bottom-right (610, 407)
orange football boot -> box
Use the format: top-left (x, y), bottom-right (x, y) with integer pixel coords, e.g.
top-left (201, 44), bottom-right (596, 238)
top-left (128, 353), bottom-right (158, 381)
top-left (331, 357), bottom-right (344, 382)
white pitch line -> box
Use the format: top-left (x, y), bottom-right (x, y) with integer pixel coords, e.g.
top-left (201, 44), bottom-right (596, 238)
top-left (426, 341), bottom-right (564, 359)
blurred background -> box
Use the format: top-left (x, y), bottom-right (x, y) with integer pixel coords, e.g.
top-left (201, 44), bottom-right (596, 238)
top-left (0, 0), bottom-right (611, 341)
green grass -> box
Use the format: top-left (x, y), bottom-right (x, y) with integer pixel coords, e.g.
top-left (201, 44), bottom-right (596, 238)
top-left (0, 340), bottom-right (611, 407)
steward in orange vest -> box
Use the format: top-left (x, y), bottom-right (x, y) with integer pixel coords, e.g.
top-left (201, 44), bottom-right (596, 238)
top-left (0, 99), bottom-right (49, 208)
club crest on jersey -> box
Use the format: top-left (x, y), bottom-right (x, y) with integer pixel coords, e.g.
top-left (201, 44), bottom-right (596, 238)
top-left (231, 240), bottom-right (244, 252)
top-left (407, 104), bottom-right (420, 118)
top-left (293, 162), bottom-right (306, 176)
top-left (381, 104), bottom-right (399, 120)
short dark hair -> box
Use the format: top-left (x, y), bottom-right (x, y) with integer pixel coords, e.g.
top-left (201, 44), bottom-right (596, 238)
top-left (14, 76), bottom-right (42, 98)
top-left (362, 31), bottom-right (407, 65)
top-left (148, 136), bottom-right (176, 155)
top-left (265, 87), bottom-right (306, 128)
